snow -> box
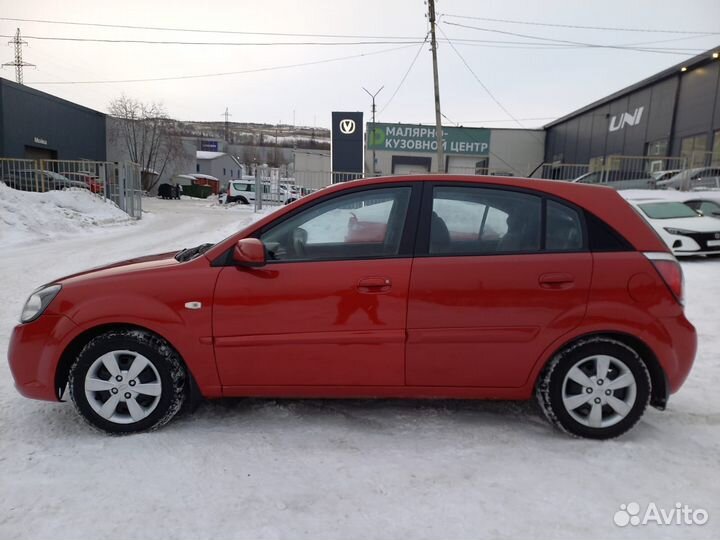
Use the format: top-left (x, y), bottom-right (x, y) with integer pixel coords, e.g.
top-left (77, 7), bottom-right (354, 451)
top-left (0, 184), bottom-right (134, 247)
top-left (196, 151), bottom-right (226, 160)
top-left (1, 195), bottom-right (720, 539)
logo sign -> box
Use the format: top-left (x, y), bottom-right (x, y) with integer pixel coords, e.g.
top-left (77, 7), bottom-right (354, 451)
top-left (33, 136), bottom-right (48, 146)
top-left (339, 119), bottom-right (356, 135)
top-left (367, 123), bottom-right (490, 156)
top-left (201, 140), bottom-right (219, 151)
top-left (609, 107), bottom-right (644, 132)
top-left (331, 111), bottom-right (364, 180)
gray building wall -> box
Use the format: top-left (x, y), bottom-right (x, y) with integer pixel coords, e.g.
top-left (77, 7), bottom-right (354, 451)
top-left (544, 51), bottom-right (720, 164)
top-left (0, 77), bottom-right (106, 160)
top-left (196, 152), bottom-right (244, 190)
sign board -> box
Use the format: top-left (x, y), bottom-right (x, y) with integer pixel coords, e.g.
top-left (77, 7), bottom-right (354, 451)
top-left (201, 140), bottom-right (219, 151)
top-left (331, 111), bottom-right (364, 180)
top-left (367, 123), bottom-right (490, 156)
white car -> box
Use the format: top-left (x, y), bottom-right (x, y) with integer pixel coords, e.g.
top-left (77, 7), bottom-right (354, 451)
top-left (626, 197), bottom-right (720, 256)
top-left (657, 167), bottom-right (720, 190)
top-left (226, 179), bottom-right (297, 205)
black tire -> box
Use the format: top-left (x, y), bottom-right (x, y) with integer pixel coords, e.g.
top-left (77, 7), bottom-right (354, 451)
top-left (69, 329), bottom-right (186, 434)
top-left (238, 196), bottom-right (249, 205)
top-left (535, 337), bottom-right (651, 439)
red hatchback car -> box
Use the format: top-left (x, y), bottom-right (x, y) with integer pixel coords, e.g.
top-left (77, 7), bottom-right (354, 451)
top-left (8, 176), bottom-right (696, 438)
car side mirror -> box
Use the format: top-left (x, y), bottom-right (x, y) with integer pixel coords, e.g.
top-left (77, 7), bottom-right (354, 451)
top-left (232, 238), bottom-right (266, 267)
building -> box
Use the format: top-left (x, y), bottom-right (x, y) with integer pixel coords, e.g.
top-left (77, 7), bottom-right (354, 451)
top-left (544, 47), bottom-right (720, 169)
top-left (196, 151), bottom-right (245, 190)
top-left (365, 122), bottom-right (545, 177)
top-left (0, 77), bottom-right (106, 161)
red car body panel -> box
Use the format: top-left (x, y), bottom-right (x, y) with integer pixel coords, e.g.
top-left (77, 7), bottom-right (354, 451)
top-left (213, 259), bottom-right (412, 387)
top-left (7, 175), bottom-right (696, 406)
top-left (406, 253), bottom-right (592, 387)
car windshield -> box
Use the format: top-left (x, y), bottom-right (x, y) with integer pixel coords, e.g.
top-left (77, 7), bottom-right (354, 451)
top-left (689, 200), bottom-right (720, 216)
top-left (638, 202), bottom-right (700, 219)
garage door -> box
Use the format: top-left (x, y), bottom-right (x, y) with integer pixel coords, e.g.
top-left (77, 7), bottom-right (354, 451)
top-left (393, 163), bottom-right (429, 175)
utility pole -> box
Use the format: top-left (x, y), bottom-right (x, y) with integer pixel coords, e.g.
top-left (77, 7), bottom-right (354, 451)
top-left (427, 0), bottom-right (445, 173)
top-left (2, 28), bottom-right (34, 85)
top-left (221, 107), bottom-right (232, 142)
top-left (362, 86), bottom-right (383, 176)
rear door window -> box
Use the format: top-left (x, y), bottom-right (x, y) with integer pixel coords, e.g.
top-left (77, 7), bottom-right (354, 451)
top-left (430, 186), bottom-right (542, 254)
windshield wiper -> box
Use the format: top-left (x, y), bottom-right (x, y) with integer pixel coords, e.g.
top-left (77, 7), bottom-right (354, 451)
top-left (175, 243), bottom-right (214, 262)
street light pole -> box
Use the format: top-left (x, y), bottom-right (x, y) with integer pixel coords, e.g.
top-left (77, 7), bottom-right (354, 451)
top-left (363, 86), bottom-right (383, 176)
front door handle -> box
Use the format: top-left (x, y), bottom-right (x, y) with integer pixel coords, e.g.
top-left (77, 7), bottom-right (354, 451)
top-left (357, 276), bottom-right (392, 293)
top-left (539, 273), bottom-right (575, 289)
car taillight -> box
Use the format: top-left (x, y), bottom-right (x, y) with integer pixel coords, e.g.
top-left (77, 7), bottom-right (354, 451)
top-left (644, 252), bottom-right (684, 305)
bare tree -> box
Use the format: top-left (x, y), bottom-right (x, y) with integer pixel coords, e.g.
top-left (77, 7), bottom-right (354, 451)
top-left (108, 95), bottom-right (183, 192)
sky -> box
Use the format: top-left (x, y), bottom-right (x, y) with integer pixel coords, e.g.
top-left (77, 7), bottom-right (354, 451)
top-left (1, 0), bottom-right (719, 129)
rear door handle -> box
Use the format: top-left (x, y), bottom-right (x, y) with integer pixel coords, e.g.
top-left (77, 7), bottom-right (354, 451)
top-left (539, 273), bottom-right (575, 289)
top-left (357, 276), bottom-right (392, 293)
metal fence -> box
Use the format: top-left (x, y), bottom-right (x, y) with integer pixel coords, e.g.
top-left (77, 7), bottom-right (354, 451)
top-left (531, 155), bottom-right (720, 191)
top-left (0, 158), bottom-right (143, 219)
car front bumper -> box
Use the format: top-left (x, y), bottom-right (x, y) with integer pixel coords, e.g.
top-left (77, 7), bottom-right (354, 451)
top-left (7, 314), bottom-right (78, 401)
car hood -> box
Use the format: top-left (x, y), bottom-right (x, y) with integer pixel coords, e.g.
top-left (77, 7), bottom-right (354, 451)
top-left (656, 216), bottom-right (720, 232)
top-left (53, 251), bottom-right (181, 286)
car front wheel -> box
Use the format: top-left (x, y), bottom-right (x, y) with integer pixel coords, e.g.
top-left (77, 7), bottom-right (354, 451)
top-left (536, 337), bottom-right (651, 439)
top-left (69, 329), bottom-right (186, 434)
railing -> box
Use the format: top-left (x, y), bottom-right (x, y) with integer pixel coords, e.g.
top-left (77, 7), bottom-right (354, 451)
top-left (0, 158), bottom-right (143, 219)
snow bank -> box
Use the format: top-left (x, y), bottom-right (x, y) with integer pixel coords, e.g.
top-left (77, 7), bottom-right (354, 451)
top-left (0, 184), bottom-right (133, 246)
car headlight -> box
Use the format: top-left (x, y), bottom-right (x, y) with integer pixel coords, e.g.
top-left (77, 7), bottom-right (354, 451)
top-left (664, 227), bottom-right (695, 236)
top-left (20, 284), bottom-right (62, 323)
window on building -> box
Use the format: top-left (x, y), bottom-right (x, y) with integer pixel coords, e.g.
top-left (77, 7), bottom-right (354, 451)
top-left (712, 130), bottom-right (720, 166)
top-left (223, 168), bottom-right (227, 176)
top-left (589, 156), bottom-right (605, 171)
top-left (230, 170), bottom-right (234, 178)
top-left (645, 139), bottom-right (668, 157)
top-left (196, 164), bottom-right (199, 172)
top-left (474, 159), bottom-right (489, 175)
top-left (680, 134), bottom-right (708, 167)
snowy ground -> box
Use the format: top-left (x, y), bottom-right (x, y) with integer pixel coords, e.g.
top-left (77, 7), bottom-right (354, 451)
top-left (1, 194), bottom-right (719, 540)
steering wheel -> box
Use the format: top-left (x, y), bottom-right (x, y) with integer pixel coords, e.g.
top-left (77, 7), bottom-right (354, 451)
top-left (291, 227), bottom-right (308, 258)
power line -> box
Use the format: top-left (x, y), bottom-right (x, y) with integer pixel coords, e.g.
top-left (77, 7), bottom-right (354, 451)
top-left (0, 16), bottom-right (424, 40)
top-left (379, 33), bottom-right (429, 115)
top-left (0, 31), bottom-right (706, 53)
top-left (0, 34), bottom-right (425, 47)
top-left (443, 21), bottom-right (710, 55)
top-left (460, 117), bottom-right (557, 124)
top-left (440, 14), bottom-right (720, 35)
top-left (25, 44), bottom-right (417, 85)
top-left (437, 25), bottom-right (527, 130)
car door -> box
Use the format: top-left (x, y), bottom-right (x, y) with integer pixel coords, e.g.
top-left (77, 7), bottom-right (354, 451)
top-left (406, 183), bottom-right (592, 388)
top-left (213, 183), bottom-right (420, 388)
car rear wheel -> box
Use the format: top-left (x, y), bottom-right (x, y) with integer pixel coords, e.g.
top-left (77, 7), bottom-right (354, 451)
top-left (536, 337), bottom-right (651, 439)
top-left (69, 329), bottom-right (186, 434)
